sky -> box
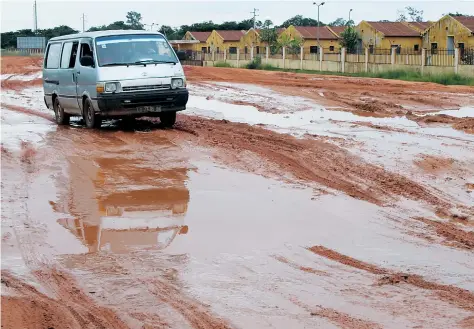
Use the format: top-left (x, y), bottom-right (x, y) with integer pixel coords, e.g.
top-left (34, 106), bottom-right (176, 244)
top-left (1, 0), bottom-right (473, 33)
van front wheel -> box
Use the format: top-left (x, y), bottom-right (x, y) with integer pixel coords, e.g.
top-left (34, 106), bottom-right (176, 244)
top-left (84, 98), bottom-right (102, 129)
top-left (160, 112), bottom-right (176, 127)
top-left (53, 98), bottom-right (70, 125)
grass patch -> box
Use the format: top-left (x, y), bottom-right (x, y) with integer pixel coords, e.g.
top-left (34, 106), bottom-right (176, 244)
top-left (253, 65), bottom-right (474, 86)
top-left (214, 61), bottom-right (233, 68)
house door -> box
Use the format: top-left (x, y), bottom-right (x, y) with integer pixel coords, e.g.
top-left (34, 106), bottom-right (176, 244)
top-left (447, 36), bottom-right (454, 53)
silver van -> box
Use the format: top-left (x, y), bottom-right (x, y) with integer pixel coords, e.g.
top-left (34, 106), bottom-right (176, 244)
top-left (43, 30), bottom-right (188, 128)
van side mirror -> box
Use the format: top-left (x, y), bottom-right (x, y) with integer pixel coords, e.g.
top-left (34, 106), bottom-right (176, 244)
top-left (176, 51), bottom-right (186, 61)
top-left (80, 55), bottom-right (94, 67)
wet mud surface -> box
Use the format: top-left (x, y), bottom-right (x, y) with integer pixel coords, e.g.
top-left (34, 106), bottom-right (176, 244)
top-left (2, 56), bottom-right (474, 328)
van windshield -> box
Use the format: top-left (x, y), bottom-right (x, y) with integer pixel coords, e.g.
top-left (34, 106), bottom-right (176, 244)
top-left (95, 34), bottom-right (178, 67)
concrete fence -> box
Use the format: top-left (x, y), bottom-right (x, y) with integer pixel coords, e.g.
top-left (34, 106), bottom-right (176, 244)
top-left (204, 46), bottom-right (474, 78)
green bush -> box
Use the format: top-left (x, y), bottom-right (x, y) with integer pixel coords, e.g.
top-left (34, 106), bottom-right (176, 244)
top-left (246, 56), bottom-right (262, 69)
top-left (214, 61), bottom-right (232, 68)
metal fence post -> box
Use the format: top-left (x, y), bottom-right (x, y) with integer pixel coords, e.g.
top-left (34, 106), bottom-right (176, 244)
top-left (266, 46), bottom-right (269, 64)
top-left (300, 46), bottom-right (304, 70)
top-left (251, 46), bottom-right (254, 60)
top-left (365, 47), bottom-right (369, 72)
top-left (454, 48), bottom-right (459, 74)
top-left (391, 47), bottom-right (395, 65)
top-left (224, 49), bottom-right (227, 62)
top-left (341, 47), bottom-right (346, 73)
top-left (421, 48), bottom-right (426, 75)
top-left (283, 46), bottom-right (286, 69)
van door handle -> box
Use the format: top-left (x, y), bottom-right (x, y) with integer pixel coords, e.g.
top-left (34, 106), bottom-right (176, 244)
top-left (76, 71), bottom-right (81, 75)
top-left (45, 79), bottom-right (59, 85)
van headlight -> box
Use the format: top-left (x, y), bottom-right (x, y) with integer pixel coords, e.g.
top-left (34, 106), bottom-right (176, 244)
top-left (171, 78), bottom-right (184, 89)
top-left (105, 82), bottom-right (120, 93)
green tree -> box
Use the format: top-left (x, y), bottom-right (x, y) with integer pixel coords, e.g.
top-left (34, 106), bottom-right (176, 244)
top-left (329, 18), bottom-right (355, 27)
top-left (126, 11), bottom-right (144, 29)
top-left (339, 27), bottom-right (359, 53)
top-left (397, 6), bottom-right (424, 22)
top-left (159, 25), bottom-right (178, 39)
top-left (280, 15), bottom-right (322, 28)
top-left (445, 12), bottom-right (472, 17)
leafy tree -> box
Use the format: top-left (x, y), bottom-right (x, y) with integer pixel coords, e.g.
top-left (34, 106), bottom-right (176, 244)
top-left (278, 33), bottom-right (303, 54)
top-left (397, 6), bottom-right (424, 22)
top-left (329, 18), bottom-right (355, 27)
top-left (259, 20), bottom-right (278, 47)
top-left (126, 11), bottom-right (144, 29)
top-left (339, 27), bottom-right (359, 53)
top-left (445, 12), bottom-right (472, 17)
top-left (159, 25), bottom-right (179, 39)
top-left (280, 15), bottom-right (323, 28)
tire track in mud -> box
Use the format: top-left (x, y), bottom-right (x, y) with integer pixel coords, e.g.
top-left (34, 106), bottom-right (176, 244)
top-left (308, 245), bottom-right (474, 312)
top-left (412, 217), bottom-right (474, 250)
top-left (145, 278), bottom-right (233, 329)
top-left (1, 269), bottom-right (129, 329)
top-left (170, 115), bottom-right (448, 207)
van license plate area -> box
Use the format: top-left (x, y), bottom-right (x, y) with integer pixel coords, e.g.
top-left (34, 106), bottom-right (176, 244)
top-left (136, 106), bottom-right (161, 113)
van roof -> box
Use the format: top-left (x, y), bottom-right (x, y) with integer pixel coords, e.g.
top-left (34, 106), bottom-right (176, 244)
top-left (48, 30), bottom-right (165, 42)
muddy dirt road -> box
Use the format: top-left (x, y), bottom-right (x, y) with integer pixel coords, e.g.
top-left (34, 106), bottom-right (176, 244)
top-left (2, 57), bottom-right (474, 328)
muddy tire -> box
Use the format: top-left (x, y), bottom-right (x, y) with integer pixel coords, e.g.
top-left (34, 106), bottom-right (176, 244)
top-left (53, 98), bottom-right (70, 125)
top-left (83, 98), bottom-right (102, 129)
top-left (160, 112), bottom-right (176, 127)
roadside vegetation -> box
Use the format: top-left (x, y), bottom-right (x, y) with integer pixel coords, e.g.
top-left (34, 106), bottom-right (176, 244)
top-left (237, 59), bottom-right (474, 86)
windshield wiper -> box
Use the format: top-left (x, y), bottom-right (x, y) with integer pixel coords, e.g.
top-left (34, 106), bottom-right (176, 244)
top-left (134, 60), bottom-right (177, 66)
top-left (101, 62), bottom-right (130, 67)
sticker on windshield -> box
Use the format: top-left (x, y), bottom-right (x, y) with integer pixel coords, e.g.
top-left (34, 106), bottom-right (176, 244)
top-left (101, 44), bottom-right (107, 48)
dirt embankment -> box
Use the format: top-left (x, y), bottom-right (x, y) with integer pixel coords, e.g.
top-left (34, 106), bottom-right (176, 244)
top-left (407, 113), bottom-right (474, 134)
top-left (170, 115), bottom-right (446, 207)
top-left (185, 66), bottom-right (474, 118)
top-left (308, 246), bottom-right (474, 312)
top-left (1, 269), bottom-right (130, 329)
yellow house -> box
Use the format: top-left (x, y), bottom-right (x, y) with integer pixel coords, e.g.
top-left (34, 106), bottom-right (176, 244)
top-left (206, 30), bottom-right (246, 54)
top-left (240, 28), bottom-right (266, 56)
top-left (280, 25), bottom-right (341, 54)
top-left (422, 15), bottom-right (474, 51)
top-left (357, 21), bottom-right (423, 53)
top-left (183, 31), bottom-right (212, 52)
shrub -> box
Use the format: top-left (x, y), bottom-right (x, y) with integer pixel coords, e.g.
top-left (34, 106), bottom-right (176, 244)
top-left (246, 56), bottom-right (262, 69)
top-left (214, 61), bottom-right (232, 68)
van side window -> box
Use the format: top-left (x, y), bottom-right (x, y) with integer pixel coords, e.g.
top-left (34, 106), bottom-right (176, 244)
top-left (80, 43), bottom-right (94, 67)
top-left (60, 41), bottom-right (79, 69)
top-left (45, 43), bottom-right (62, 69)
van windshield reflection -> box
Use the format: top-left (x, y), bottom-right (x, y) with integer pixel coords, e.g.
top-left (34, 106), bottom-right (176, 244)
top-left (95, 34), bottom-right (178, 67)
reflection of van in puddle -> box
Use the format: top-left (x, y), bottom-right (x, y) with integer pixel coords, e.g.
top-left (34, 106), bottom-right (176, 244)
top-left (55, 155), bottom-right (190, 253)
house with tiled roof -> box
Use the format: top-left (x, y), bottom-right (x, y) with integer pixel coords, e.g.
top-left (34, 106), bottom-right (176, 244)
top-left (183, 31), bottom-right (212, 52)
top-left (206, 30), bottom-right (246, 55)
top-left (422, 15), bottom-right (474, 52)
top-left (327, 26), bottom-right (347, 38)
top-left (280, 25), bottom-right (341, 54)
top-left (357, 21), bottom-right (423, 53)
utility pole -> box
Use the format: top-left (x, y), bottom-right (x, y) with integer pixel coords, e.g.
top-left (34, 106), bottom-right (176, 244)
top-left (348, 9), bottom-right (353, 26)
top-left (250, 8), bottom-right (259, 29)
top-left (33, 0), bottom-right (38, 32)
top-left (313, 2), bottom-right (325, 53)
top-left (81, 13), bottom-right (86, 32)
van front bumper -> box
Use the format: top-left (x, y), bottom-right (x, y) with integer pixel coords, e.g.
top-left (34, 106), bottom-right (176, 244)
top-left (95, 88), bottom-right (189, 117)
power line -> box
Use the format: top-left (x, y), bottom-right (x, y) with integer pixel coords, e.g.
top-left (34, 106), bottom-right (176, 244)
top-left (250, 8), bottom-right (259, 29)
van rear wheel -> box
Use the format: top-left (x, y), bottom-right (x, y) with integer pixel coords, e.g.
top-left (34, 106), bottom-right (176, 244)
top-left (53, 98), bottom-right (70, 125)
top-left (84, 98), bottom-right (102, 129)
top-left (160, 112), bottom-right (176, 127)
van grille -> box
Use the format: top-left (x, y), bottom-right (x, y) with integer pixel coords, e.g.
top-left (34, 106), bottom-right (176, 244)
top-left (122, 84), bottom-right (171, 92)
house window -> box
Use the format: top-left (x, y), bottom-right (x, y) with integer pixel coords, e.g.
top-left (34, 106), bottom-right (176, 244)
top-left (229, 47), bottom-right (237, 54)
top-left (329, 46), bottom-right (335, 52)
top-left (207, 47), bottom-right (211, 53)
top-left (201, 47), bottom-right (207, 53)
top-left (245, 46), bottom-right (248, 54)
top-left (431, 43), bottom-right (438, 54)
top-left (391, 45), bottom-right (401, 54)
top-left (459, 43), bottom-right (465, 57)
top-left (310, 46), bottom-right (318, 54)
top-left (414, 44), bottom-right (419, 51)
top-left (369, 45), bottom-right (374, 54)
top-left (217, 47), bottom-right (220, 54)
top-left (256, 46), bottom-right (260, 54)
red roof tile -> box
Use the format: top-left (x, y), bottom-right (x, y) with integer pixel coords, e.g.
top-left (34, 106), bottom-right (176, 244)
top-left (328, 26), bottom-right (346, 36)
top-left (406, 21), bottom-right (431, 31)
top-left (454, 16), bottom-right (474, 32)
top-left (366, 22), bottom-right (420, 37)
top-left (215, 30), bottom-right (245, 41)
top-left (294, 26), bottom-right (338, 40)
top-left (188, 31), bottom-right (211, 42)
